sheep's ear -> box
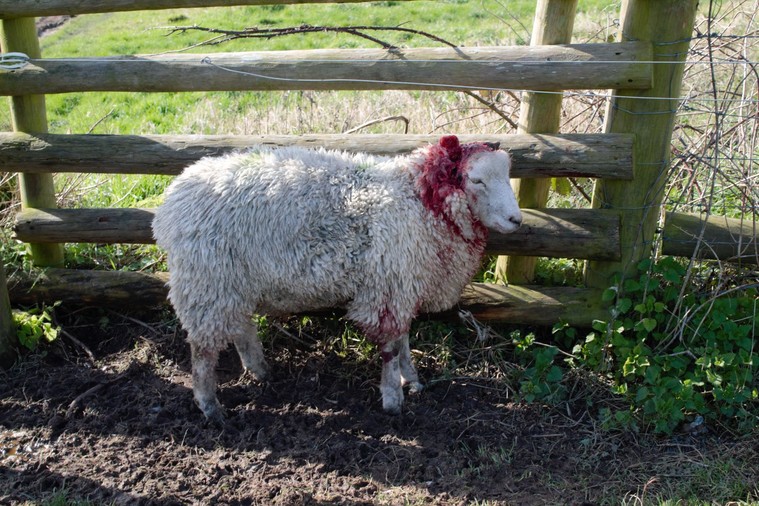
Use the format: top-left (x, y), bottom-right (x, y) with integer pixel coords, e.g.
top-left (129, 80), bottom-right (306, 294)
top-left (439, 135), bottom-right (462, 162)
top-left (484, 142), bottom-right (500, 151)
top-left (440, 135), bottom-right (460, 149)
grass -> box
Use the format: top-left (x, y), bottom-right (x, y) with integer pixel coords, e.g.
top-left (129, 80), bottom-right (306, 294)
top-left (17, 488), bottom-right (104, 506)
top-left (18, 0), bottom-right (617, 137)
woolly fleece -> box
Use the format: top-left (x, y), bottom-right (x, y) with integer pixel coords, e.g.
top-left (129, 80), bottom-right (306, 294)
top-left (152, 136), bottom-right (521, 418)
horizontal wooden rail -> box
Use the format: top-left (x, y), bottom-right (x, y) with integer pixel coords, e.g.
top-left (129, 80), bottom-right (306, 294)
top-left (457, 284), bottom-right (607, 327)
top-left (13, 208), bottom-right (622, 261)
top-left (16, 208), bottom-right (755, 265)
top-left (0, 43), bottom-right (652, 95)
top-left (6, 268), bottom-right (608, 326)
top-left (662, 212), bottom-right (758, 265)
top-left (0, 0), bottom-right (407, 18)
top-left (15, 208), bottom-right (157, 244)
top-left (0, 132), bottom-right (634, 179)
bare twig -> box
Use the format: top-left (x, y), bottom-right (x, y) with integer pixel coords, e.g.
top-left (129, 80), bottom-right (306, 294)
top-left (107, 309), bottom-right (161, 336)
top-left (59, 328), bottom-right (96, 362)
top-left (86, 107), bottom-right (116, 134)
top-left (344, 115), bottom-right (410, 134)
top-left (163, 22), bottom-right (519, 128)
top-left (65, 371), bottom-right (128, 419)
top-left (160, 23), bottom-right (459, 50)
top-left (464, 91), bottom-right (518, 130)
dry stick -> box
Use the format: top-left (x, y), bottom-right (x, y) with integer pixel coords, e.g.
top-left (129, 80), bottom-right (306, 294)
top-left (162, 23), bottom-right (460, 50)
top-left (65, 371), bottom-right (128, 419)
top-left (50, 310), bottom-right (96, 361)
top-left (163, 24), bottom-right (512, 123)
top-left (59, 328), bottom-right (96, 362)
top-left (666, 0), bottom-right (730, 339)
top-left (464, 91), bottom-right (518, 130)
top-left (343, 115), bottom-right (410, 134)
top-left (107, 309), bottom-right (160, 336)
top-left (568, 177), bottom-right (592, 203)
top-left (270, 321), bottom-right (312, 347)
top-left (86, 108), bottom-right (116, 134)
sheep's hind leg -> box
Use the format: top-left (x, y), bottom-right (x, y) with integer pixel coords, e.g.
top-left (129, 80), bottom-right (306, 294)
top-left (399, 334), bottom-right (424, 394)
top-left (190, 343), bottom-right (225, 425)
top-left (232, 319), bottom-right (269, 381)
top-left (380, 339), bottom-right (404, 415)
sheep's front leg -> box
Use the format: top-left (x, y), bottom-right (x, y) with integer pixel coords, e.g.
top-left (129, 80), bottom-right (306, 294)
top-left (190, 343), bottom-right (224, 425)
top-left (380, 339), bottom-right (404, 414)
top-left (232, 320), bottom-right (269, 381)
top-left (399, 334), bottom-right (424, 394)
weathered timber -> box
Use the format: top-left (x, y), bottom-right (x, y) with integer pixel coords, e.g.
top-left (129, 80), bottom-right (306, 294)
top-left (7, 268), bottom-right (607, 326)
top-left (0, 43), bottom-right (652, 95)
top-left (585, 0), bottom-right (699, 289)
top-left (488, 209), bottom-right (619, 260)
top-left (8, 269), bottom-right (170, 308)
top-left (662, 212), bottom-right (758, 265)
top-left (0, 264), bottom-right (16, 367)
top-left (0, 132), bottom-right (634, 180)
top-left (0, 17), bottom-right (64, 267)
top-left (453, 284), bottom-right (607, 327)
top-left (497, 0), bottom-right (577, 284)
top-left (14, 208), bottom-right (157, 244)
top-left (0, 0), bottom-right (410, 18)
top-left (13, 208), bottom-right (622, 261)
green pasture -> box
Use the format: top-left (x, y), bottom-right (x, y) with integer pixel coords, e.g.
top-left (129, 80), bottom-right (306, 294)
top-left (24, 0), bottom-right (618, 136)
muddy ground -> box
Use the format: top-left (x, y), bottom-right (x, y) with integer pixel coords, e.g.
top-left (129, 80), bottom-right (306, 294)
top-left (1, 308), bottom-right (757, 505)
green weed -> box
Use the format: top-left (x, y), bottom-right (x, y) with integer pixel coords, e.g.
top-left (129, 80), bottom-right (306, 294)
top-left (13, 303), bottom-right (60, 351)
top-left (34, 488), bottom-right (104, 506)
top-left (557, 257), bottom-right (758, 433)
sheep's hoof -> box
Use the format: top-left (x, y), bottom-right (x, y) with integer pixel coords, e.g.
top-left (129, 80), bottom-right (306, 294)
top-left (407, 381), bottom-right (424, 395)
top-left (242, 363), bottom-right (270, 382)
top-left (197, 399), bottom-right (226, 427)
top-left (382, 403), bottom-right (402, 416)
top-left (206, 409), bottom-right (226, 428)
top-left (381, 392), bottom-right (403, 415)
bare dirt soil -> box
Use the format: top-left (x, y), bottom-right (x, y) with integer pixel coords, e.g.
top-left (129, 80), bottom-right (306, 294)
top-left (36, 16), bottom-right (74, 38)
top-left (2, 309), bottom-right (756, 505)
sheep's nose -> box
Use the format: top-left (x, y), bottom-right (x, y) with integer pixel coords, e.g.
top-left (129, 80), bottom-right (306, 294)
top-left (509, 215), bottom-right (523, 227)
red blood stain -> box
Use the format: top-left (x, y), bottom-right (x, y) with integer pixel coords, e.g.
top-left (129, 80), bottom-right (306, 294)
top-left (417, 135), bottom-right (492, 245)
top-left (359, 303), bottom-right (408, 345)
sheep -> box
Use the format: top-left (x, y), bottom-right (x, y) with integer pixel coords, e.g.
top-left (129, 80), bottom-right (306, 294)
top-left (152, 135), bottom-right (522, 423)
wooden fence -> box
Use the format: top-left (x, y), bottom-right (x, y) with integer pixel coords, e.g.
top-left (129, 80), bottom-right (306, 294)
top-left (1, 0), bottom-right (756, 362)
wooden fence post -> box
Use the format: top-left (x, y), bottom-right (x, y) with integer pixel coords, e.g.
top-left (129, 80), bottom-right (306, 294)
top-left (0, 263), bottom-right (16, 366)
top-left (495, 0), bottom-right (577, 284)
top-left (584, 0), bottom-right (699, 290)
top-left (1, 17), bottom-right (64, 267)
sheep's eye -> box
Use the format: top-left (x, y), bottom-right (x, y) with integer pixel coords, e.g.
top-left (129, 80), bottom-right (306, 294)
top-left (468, 177), bottom-right (485, 185)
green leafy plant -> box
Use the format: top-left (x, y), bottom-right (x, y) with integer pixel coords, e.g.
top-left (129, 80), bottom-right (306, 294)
top-left (558, 257), bottom-right (758, 433)
top-left (511, 330), bottom-right (566, 403)
top-left (13, 303), bottom-right (61, 351)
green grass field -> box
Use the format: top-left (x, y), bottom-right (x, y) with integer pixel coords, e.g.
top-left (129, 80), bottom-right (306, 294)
top-left (28, 0), bottom-right (618, 136)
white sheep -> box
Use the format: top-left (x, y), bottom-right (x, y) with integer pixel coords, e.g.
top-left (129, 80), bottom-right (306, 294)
top-left (152, 135), bottom-right (522, 423)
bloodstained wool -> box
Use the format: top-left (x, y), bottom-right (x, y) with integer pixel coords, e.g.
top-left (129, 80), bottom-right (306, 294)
top-left (417, 135), bottom-right (490, 245)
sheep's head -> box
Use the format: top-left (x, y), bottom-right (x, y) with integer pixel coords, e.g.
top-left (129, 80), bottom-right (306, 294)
top-left (419, 135), bottom-right (522, 237)
top-left (457, 139), bottom-right (522, 234)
